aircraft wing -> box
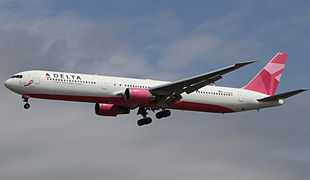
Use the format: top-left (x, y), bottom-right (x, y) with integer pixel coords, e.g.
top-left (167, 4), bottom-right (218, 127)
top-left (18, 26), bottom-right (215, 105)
top-left (150, 61), bottom-right (255, 104)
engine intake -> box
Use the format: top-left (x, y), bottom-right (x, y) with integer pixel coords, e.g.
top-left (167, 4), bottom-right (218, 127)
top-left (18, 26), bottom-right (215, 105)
top-left (124, 88), bottom-right (154, 105)
top-left (95, 103), bottom-right (130, 117)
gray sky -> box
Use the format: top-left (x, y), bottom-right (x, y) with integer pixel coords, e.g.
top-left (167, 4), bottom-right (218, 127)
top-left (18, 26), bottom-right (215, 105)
top-left (0, 0), bottom-right (309, 180)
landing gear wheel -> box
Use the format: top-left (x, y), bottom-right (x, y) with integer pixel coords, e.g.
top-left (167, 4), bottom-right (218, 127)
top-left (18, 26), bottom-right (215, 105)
top-left (137, 119), bottom-right (145, 126)
top-left (156, 110), bottom-right (171, 119)
top-left (137, 107), bottom-right (153, 126)
top-left (22, 96), bottom-right (30, 110)
top-left (137, 117), bottom-right (152, 126)
top-left (156, 112), bottom-right (163, 119)
top-left (145, 117), bottom-right (152, 125)
top-left (24, 103), bottom-right (30, 109)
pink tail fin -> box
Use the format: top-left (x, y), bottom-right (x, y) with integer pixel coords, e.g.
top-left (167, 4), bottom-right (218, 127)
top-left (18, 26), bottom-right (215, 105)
top-left (243, 52), bottom-right (288, 96)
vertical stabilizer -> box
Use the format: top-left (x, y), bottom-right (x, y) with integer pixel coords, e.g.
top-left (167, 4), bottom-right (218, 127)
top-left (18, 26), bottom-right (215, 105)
top-left (244, 52), bottom-right (288, 95)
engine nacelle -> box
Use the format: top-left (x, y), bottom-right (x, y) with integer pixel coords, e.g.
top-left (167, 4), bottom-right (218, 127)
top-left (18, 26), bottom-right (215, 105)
top-left (95, 103), bottom-right (130, 117)
top-left (124, 88), bottom-right (154, 105)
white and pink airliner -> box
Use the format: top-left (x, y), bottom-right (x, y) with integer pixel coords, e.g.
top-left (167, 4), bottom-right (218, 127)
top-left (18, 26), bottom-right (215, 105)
top-left (4, 52), bottom-right (307, 126)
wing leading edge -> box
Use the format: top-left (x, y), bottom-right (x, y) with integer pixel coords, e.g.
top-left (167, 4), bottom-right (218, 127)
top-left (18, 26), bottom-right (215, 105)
top-left (150, 61), bottom-right (256, 96)
top-left (150, 61), bottom-right (256, 105)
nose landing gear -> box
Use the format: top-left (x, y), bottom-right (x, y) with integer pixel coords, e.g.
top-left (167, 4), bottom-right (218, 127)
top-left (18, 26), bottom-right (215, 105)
top-left (24, 103), bottom-right (30, 109)
top-left (22, 96), bottom-right (30, 110)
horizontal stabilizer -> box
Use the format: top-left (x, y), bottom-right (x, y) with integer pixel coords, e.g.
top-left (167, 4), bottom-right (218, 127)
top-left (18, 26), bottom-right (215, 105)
top-left (257, 89), bottom-right (308, 102)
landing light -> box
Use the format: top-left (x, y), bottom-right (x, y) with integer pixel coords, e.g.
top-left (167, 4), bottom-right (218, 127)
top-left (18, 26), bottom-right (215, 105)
top-left (278, 99), bottom-right (285, 105)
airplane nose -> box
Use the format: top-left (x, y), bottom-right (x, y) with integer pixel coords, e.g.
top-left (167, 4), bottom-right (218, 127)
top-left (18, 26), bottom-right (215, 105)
top-left (4, 78), bottom-right (20, 92)
top-left (4, 79), bottom-right (14, 89)
top-left (4, 79), bottom-right (9, 88)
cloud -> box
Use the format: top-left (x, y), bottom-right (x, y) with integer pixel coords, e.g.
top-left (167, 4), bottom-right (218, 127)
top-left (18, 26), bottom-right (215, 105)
top-left (0, 1), bottom-right (310, 180)
top-left (0, 16), bottom-right (160, 82)
top-left (161, 34), bottom-right (221, 69)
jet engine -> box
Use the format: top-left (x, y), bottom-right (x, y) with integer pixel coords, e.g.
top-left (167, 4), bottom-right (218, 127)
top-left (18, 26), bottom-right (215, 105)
top-left (95, 103), bottom-right (130, 116)
top-left (124, 88), bottom-right (154, 104)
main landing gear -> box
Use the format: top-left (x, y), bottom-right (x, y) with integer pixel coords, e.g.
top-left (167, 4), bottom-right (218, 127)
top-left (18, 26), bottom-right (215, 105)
top-left (22, 96), bottom-right (30, 110)
top-left (137, 107), bottom-right (152, 126)
top-left (155, 110), bottom-right (171, 119)
top-left (136, 108), bottom-right (172, 126)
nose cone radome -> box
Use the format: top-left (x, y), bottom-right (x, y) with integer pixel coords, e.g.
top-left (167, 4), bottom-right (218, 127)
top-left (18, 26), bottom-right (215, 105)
top-left (4, 78), bottom-right (22, 94)
top-left (4, 79), bottom-right (15, 90)
top-left (4, 79), bottom-right (9, 88)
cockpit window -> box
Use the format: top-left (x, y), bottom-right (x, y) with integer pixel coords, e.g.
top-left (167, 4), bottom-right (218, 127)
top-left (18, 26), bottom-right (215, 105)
top-left (10, 75), bottom-right (23, 79)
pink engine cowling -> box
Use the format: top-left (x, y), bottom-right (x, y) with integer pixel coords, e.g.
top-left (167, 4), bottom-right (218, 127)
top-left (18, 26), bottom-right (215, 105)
top-left (124, 88), bottom-right (154, 105)
top-left (95, 103), bottom-right (130, 116)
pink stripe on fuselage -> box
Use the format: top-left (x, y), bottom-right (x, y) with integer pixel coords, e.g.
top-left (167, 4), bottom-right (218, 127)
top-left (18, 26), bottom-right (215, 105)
top-left (169, 101), bottom-right (234, 113)
top-left (26, 94), bottom-right (234, 113)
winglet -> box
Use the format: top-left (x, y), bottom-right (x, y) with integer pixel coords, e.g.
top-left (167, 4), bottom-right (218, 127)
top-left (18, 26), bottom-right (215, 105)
top-left (234, 61), bottom-right (256, 68)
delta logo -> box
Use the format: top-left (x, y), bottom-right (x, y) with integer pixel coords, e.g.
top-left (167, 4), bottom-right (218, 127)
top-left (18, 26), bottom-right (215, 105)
top-left (24, 80), bottom-right (34, 87)
top-left (45, 73), bottom-right (82, 80)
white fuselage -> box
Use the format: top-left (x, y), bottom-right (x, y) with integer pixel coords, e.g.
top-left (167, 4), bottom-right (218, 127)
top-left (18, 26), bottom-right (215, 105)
top-left (5, 70), bottom-right (283, 113)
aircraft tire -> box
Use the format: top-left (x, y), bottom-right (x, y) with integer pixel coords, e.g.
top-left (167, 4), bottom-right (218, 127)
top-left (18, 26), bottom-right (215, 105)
top-left (137, 117), bottom-right (152, 126)
top-left (24, 103), bottom-right (30, 109)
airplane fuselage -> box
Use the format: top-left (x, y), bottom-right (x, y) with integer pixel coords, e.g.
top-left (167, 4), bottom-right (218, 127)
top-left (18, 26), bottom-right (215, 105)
top-left (5, 70), bottom-right (282, 113)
